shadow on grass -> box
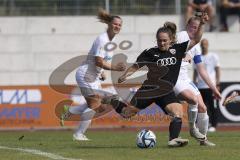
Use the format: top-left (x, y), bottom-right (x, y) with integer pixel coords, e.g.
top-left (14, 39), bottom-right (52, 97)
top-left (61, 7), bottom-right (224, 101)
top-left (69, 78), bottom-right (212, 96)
top-left (74, 144), bottom-right (170, 149)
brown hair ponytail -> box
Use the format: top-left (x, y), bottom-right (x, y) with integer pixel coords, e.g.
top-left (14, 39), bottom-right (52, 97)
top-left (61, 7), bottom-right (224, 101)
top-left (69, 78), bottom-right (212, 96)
top-left (97, 8), bottom-right (121, 24)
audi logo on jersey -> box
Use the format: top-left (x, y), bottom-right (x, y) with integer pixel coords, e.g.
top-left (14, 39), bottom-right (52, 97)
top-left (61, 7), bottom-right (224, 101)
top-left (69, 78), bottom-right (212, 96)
top-left (157, 57), bottom-right (177, 66)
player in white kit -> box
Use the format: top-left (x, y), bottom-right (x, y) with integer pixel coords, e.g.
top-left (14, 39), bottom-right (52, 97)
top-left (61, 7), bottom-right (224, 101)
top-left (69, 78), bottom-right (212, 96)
top-left (60, 9), bottom-right (125, 141)
top-left (174, 17), bottom-right (221, 146)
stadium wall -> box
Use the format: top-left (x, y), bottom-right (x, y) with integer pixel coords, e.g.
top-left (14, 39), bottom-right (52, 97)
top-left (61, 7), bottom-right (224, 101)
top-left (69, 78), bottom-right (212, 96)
top-left (0, 15), bottom-right (240, 85)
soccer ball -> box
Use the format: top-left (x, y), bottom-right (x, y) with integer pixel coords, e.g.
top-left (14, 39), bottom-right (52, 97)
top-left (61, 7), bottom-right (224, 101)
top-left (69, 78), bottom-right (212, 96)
top-left (136, 129), bottom-right (156, 148)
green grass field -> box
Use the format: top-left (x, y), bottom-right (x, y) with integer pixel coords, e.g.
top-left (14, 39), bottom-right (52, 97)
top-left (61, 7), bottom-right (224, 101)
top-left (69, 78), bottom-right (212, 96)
top-left (0, 130), bottom-right (239, 160)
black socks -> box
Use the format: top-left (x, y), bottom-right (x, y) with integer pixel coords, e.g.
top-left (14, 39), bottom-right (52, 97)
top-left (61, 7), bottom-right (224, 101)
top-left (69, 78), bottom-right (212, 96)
top-left (110, 98), bottom-right (127, 114)
top-left (169, 117), bottom-right (182, 140)
top-left (101, 95), bottom-right (127, 114)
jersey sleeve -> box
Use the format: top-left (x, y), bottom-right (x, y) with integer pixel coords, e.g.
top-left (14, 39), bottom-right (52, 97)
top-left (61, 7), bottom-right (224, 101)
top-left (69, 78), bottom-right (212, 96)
top-left (213, 53), bottom-right (220, 67)
top-left (174, 41), bottom-right (190, 58)
top-left (176, 31), bottom-right (190, 44)
top-left (92, 37), bottom-right (107, 58)
top-left (135, 49), bottom-right (148, 68)
top-left (191, 44), bottom-right (202, 64)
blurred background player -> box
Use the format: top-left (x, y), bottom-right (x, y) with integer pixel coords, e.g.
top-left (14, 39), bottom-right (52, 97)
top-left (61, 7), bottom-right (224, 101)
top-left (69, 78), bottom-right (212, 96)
top-left (219, 0), bottom-right (240, 31)
top-left (185, 0), bottom-right (216, 31)
top-left (174, 17), bottom-right (221, 146)
top-left (61, 9), bottom-right (126, 141)
top-left (193, 38), bottom-right (221, 133)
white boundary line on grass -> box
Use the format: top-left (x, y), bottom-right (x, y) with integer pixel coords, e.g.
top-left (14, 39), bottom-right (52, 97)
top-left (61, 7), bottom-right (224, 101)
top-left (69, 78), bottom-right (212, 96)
top-left (0, 145), bottom-right (82, 160)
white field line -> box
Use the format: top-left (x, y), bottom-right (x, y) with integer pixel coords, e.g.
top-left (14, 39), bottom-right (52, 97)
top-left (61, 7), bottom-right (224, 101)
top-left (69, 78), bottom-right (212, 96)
top-left (0, 145), bottom-right (82, 160)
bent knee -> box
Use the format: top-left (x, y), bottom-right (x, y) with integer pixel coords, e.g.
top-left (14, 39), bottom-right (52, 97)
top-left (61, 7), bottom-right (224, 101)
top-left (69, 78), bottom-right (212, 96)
top-left (173, 111), bottom-right (183, 118)
top-left (167, 104), bottom-right (184, 118)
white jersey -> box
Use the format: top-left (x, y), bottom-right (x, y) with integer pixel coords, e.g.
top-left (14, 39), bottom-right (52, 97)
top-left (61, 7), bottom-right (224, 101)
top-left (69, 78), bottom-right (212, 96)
top-left (173, 31), bottom-right (201, 96)
top-left (76, 32), bottom-right (115, 82)
top-left (194, 52), bottom-right (220, 89)
top-left (176, 31), bottom-right (201, 80)
top-left (75, 32), bottom-right (116, 96)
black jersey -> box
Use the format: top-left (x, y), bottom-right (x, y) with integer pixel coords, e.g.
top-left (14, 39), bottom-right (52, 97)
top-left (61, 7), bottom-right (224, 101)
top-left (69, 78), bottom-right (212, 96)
top-left (130, 41), bottom-right (189, 108)
top-left (136, 41), bottom-right (189, 87)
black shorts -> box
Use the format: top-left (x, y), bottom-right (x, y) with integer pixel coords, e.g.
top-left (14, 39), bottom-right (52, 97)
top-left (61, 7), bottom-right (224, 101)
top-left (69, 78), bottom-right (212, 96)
top-left (130, 90), bottom-right (180, 114)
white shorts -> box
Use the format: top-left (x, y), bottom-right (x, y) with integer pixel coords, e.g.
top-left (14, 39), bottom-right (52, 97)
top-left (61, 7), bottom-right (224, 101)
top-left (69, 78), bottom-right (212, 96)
top-left (174, 79), bottom-right (200, 96)
top-left (76, 69), bottom-right (117, 97)
top-left (76, 69), bottom-right (102, 97)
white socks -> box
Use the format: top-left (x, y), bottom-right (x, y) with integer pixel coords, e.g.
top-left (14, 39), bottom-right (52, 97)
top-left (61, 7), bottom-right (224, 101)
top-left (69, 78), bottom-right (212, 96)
top-left (75, 107), bottom-right (96, 135)
top-left (69, 104), bottom-right (96, 135)
top-left (75, 120), bottom-right (91, 135)
top-left (188, 103), bottom-right (209, 136)
top-left (188, 104), bottom-right (198, 128)
top-left (196, 112), bottom-right (209, 136)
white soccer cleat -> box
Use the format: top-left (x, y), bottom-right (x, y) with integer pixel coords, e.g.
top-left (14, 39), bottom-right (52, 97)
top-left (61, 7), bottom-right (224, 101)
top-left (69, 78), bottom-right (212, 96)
top-left (200, 139), bottom-right (216, 147)
top-left (168, 137), bottom-right (189, 147)
top-left (73, 133), bottom-right (90, 141)
top-left (190, 127), bottom-right (206, 141)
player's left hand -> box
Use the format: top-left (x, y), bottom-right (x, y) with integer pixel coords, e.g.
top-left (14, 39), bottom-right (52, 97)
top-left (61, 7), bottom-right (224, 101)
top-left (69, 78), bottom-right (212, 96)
top-left (213, 88), bottom-right (222, 100)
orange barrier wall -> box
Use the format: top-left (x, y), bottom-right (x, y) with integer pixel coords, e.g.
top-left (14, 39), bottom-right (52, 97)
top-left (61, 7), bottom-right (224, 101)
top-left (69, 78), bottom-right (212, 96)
top-left (0, 85), bottom-right (188, 130)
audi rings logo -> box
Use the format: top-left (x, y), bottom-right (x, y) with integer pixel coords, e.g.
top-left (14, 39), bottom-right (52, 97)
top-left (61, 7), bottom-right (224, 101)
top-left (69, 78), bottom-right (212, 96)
top-left (157, 57), bottom-right (177, 66)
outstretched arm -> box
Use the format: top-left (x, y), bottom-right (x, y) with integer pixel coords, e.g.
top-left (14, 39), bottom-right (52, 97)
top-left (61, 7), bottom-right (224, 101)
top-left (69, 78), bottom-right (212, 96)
top-left (196, 63), bottom-right (222, 99)
top-left (215, 66), bottom-right (221, 87)
top-left (118, 64), bottom-right (139, 83)
top-left (95, 56), bottom-right (126, 71)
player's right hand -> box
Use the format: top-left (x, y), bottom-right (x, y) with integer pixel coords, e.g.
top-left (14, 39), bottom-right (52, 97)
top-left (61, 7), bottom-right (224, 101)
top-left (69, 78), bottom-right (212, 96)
top-left (118, 75), bottom-right (126, 83)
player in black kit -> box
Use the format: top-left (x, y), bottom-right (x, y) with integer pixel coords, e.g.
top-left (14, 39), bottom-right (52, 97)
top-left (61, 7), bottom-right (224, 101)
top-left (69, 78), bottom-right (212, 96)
top-left (102, 14), bottom-right (208, 147)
